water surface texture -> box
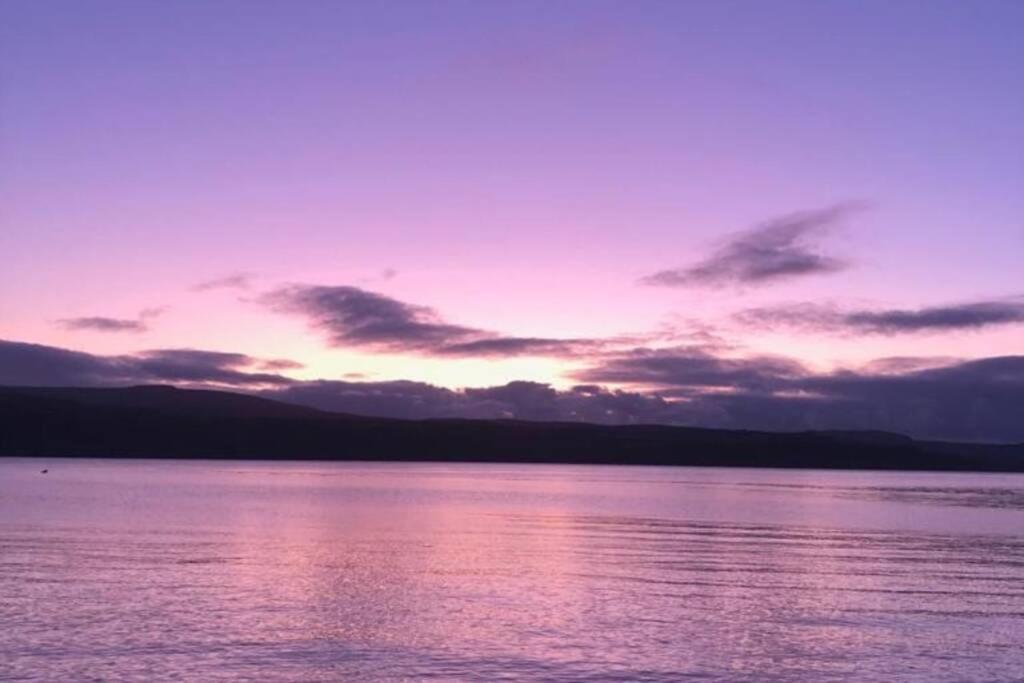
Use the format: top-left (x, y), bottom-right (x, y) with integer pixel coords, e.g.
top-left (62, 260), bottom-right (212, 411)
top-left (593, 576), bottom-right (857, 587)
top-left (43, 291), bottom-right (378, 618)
top-left (2, 459), bottom-right (1024, 681)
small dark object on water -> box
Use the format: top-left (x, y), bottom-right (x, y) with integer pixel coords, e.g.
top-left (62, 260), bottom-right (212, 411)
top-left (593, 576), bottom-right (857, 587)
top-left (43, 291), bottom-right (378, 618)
top-left (41, 469), bottom-right (48, 474)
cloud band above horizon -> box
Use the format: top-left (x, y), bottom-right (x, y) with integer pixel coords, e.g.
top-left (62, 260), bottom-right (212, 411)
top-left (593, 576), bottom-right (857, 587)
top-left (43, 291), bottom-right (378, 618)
top-left (2, 337), bottom-right (1023, 443)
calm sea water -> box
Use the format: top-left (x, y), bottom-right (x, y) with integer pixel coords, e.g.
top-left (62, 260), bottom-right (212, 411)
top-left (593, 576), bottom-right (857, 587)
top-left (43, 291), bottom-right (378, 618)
top-left (2, 459), bottom-right (1024, 682)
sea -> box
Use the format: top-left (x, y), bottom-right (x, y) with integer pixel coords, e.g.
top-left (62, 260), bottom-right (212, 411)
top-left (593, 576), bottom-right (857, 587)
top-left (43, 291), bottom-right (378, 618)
top-left (2, 458), bottom-right (1024, 681)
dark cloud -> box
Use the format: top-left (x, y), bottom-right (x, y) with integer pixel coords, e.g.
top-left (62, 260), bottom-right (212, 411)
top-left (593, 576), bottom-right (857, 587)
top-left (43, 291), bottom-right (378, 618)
top-left (739, 298), bottom-right (1024, 335)
top-left (641, 204), bottom-right (856, 288)
top-left (573, 346), bottom-right (807, 395)
top-left (192, 273), bottom-right (254, 292)
top-left (0, 340), bottom-right (128, 386)
top-left (264, 354), bottom-right (1024, 442)
top-left (4, 338), bottom-right (1023, 442)
top-left (262, 379), bottom-right (689, 424)
top-left (846, 301), bottom-right (1024, 333)
top-left (0, 340), bottom-right (294, 388)
top-left (130, 349), bottom-right (294, 386)
top-left (460, 381), bottom-right (689, 423)
top-left (261, 285), bottom-right (592, 357)
top-left (262, 285), bottom-right (479, 350)
top-left (573, 347), bottom-right (1024, 442)
top-left (263, 380), bottom-right (468, 420)
top-left (779, 357), bottom-right (1024, 441)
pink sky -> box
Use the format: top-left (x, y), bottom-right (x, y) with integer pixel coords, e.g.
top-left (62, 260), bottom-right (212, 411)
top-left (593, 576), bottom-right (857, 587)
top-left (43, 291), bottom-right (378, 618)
top-left (1, 1), bottom-right (1022, 439)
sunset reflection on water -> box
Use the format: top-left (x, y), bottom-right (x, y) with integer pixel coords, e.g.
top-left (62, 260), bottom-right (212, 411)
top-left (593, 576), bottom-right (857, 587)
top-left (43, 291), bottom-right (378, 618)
top-left (3, 460), bottom-right (1024, 681)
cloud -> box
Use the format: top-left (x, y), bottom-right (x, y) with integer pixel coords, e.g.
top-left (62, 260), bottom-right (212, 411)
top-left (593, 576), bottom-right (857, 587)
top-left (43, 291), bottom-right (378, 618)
top-left (4, 338), bottom-right (1024, 442)
top-left (56, 308), bottom-right (164, 334)
top-left (738, 298), bottom-right (1024, 335)
top-left (261, 284), bottom-right (593, 357)
top-left (435, 336), bottom-right (594, 357)
top-left (859, 356), bottom-right (962, 374)
top-left (57, 317), bottom-right (148, 333)
top-left (263, 379), bottom-right (468, 420)
top-left (573, 346), bottom-right (807, 394)
top-left (845, 301), bottom-right (1024, 333)
top-left (262, 354), bottom-right (1024, 442)
top-left (572, 346), bottom-right (1024, 442)
top-left (779, 356), bottom-right (1024, 441)
top-left (0, 340), bottom-right (129, 386)
top-left (261, 378), bottom-right (689, 424)
top-left (641, 204), bottom-right (857, 288)
top-left (261, 285), bottom-right (479, 350)
top-left (192, 273), bottom-right (254, 292)
top-left (130, 349), bottom-right (294, 386)
top-left (0, 340), bottom-right (295, 388)
top-left (259, 358), bottom-right (305, 371)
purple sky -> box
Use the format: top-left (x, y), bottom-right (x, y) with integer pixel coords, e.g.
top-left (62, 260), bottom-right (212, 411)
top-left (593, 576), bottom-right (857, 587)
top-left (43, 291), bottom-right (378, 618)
top-left (2, 1), bottom-right (1022, 440)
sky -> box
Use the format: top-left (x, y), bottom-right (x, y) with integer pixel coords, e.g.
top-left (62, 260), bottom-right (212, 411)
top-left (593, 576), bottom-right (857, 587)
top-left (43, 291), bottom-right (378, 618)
top-left (2, 1), bottom-right (1023, 441)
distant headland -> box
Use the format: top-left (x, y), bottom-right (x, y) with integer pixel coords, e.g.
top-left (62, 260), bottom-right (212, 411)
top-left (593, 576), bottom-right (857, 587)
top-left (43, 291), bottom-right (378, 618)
top-left (1, 385), bottom-right (1021, 473)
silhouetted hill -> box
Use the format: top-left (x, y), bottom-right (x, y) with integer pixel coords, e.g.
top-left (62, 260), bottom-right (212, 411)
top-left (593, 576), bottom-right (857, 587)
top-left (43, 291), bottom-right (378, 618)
top-left (1, 385), bottom-right (1022, 472)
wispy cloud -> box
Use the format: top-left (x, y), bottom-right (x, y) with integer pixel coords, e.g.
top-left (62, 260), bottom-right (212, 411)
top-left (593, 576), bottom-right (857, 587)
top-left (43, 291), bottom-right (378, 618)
top-left (259, 358), bottom-right (305, 371)
top-left (192, 273), bottom-right (255, 292)
top-left (57, 317), bottom-right (148, 333)
top-left (435, 336), bottom-right (598, 357)
top-left (737, 298), bottom-right (1024, 335)
top-left (57, 308), bottom-right (165, 334)
top-left (641, 204), bottom-right (858, 288)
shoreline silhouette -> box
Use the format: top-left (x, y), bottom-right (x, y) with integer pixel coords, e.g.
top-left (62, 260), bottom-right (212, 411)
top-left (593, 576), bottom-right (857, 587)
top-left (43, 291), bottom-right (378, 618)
top-left (1, 385), bottom-right (1021, 472)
